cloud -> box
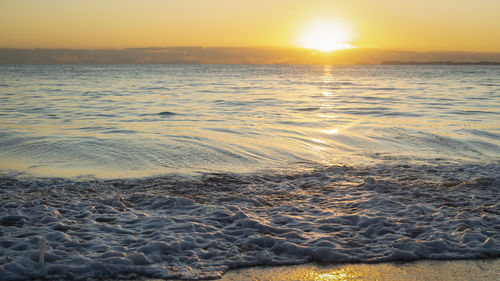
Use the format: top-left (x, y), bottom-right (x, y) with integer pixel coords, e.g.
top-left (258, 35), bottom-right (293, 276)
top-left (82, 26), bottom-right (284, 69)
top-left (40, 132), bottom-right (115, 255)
top-left (0, 47), bottom-right (499, 64)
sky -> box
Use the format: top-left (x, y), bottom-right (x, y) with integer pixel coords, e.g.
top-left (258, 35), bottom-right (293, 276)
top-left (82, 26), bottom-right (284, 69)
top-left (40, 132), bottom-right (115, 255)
top-left (1, 0), bottom-right (499, 52)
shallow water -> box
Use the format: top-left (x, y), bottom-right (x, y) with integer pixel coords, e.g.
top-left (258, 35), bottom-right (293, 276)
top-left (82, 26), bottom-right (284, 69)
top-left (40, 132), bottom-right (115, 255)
top-left (0, 65), bottom-right (499, 177)
top-left (0, 65), bottom-right (499, 280)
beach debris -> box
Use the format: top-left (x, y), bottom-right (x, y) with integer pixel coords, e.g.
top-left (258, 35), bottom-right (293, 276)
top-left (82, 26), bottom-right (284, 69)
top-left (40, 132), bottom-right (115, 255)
top-left (38, 237), bottom-right (46, 265)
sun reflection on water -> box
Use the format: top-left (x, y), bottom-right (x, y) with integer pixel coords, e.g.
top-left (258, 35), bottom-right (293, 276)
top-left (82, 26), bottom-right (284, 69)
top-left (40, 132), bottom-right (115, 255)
top-left (321, 128), bottom-right (339, 135)
top-left (311, 138), bottom-right (327, 144)
top-left (322, 65), bottom-right (334, 83)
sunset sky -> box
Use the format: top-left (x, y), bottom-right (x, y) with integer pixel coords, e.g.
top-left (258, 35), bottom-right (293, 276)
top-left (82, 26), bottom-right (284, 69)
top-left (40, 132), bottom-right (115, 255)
top-left (1, 0), bottom-right (499, 52)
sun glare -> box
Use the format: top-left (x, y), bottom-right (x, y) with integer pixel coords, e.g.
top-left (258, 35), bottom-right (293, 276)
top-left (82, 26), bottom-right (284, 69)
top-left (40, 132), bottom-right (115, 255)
top-left (297, 19), bottom-right (354, 52)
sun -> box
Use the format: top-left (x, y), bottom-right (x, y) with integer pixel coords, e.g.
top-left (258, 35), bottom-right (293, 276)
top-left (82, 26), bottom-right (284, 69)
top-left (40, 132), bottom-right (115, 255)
top-left (297, 19), bottom-right (354, 52)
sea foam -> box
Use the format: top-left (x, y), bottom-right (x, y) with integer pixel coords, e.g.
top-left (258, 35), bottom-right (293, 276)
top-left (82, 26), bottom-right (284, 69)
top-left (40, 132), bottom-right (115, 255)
top-left (0, 163), bottom-right (498, 280)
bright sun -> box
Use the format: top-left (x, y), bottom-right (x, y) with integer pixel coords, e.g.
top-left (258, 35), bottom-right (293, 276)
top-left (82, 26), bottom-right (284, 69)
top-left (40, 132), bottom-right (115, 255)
top-left (297, 19), bottom-right (354, 52)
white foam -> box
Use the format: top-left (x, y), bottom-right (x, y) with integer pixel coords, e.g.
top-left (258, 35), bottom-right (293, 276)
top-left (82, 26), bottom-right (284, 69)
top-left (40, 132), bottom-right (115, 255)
top-left (0, 163), bottom-right (499, 280)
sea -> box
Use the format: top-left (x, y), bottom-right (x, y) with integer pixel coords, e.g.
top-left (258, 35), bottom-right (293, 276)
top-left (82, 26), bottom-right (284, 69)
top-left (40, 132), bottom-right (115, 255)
top-left (0, 64), bottom-right (499, 280)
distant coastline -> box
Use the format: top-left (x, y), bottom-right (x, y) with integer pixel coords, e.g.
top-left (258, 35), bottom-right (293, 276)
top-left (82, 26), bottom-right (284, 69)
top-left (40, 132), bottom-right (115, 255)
top-left (381, 61), bottom-right (500, 65)
top-left (1, 47), bottom-right (499, 65)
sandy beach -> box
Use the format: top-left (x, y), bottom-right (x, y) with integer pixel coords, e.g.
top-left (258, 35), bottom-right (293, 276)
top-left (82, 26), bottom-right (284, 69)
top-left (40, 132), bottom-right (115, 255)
top-left (219, 259), bottom-right (500, 281)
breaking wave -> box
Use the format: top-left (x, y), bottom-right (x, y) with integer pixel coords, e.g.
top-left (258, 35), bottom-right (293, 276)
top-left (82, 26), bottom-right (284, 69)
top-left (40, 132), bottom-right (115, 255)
top-left (1, 163), bottom-right (499, 280)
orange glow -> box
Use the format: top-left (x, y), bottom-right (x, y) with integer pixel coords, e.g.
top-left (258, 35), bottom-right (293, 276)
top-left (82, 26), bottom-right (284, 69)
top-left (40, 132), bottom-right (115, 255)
top-left (0, 0), bottom-right (499, 52)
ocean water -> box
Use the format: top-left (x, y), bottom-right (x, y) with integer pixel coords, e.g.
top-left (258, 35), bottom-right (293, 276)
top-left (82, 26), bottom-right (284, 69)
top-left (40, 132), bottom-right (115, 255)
top-left (0, 64), bottom-right (499, 280)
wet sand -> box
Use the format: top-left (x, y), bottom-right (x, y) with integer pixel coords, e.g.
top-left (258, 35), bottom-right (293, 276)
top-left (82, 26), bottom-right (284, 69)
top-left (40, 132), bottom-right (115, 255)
top-left (219, 259), bottom-right (500, 281)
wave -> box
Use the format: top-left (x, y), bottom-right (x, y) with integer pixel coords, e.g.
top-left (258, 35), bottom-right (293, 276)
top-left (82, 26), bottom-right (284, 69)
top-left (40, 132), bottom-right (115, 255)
top-left (0, 163), bottom-right (498, 280)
